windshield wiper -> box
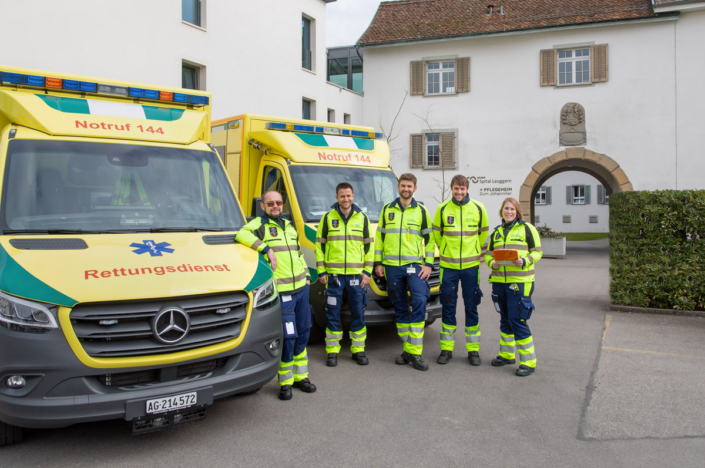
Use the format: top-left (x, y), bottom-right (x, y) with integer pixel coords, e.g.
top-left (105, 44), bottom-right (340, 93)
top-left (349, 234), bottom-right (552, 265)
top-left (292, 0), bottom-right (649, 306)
top-left (2, 229), bottom-right (125, 235)
top-left (148, 227), bottom-right (224, 232)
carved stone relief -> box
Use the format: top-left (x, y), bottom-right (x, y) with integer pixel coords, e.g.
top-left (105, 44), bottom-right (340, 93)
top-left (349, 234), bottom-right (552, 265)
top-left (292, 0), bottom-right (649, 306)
top-left (559, 103), bottom-right (586, 146)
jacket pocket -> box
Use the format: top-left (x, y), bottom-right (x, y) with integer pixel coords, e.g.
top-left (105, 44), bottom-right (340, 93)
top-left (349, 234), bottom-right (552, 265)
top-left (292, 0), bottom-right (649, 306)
top-left (491, 293), bottom-right (501, 313)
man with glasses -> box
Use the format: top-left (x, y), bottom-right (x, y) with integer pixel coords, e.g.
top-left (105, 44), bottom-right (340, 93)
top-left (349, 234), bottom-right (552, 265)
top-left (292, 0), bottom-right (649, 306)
top-left (236, 190), bottom-right (316, 401)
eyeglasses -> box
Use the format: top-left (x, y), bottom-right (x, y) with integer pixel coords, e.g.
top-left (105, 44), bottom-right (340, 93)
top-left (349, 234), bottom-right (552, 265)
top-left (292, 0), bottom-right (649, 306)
top-left (265, 201), bottom-right (284, 207)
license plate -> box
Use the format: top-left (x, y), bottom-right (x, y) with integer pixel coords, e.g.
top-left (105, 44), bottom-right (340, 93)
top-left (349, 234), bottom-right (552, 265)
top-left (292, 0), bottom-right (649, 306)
top-left (146, 392), bottom-right (197, 414)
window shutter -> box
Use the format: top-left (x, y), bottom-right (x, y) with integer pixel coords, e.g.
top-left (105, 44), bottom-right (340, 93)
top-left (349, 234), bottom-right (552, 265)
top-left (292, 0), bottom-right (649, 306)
top-left (597, 185), bottom-right (605, 204)
top-left (566, 186), bottom-right (572, 205)
top-left (410, 134), bottom-right (424, 168)
top-left (585, 185), bottom-right (591, 205)
top-left (540, 49), bottom-right (557, 87)
top-left (440, 133), bottom-right (455, 168)
top-left (546, 186), bottom-right (552, 205)
top-left (591, 44), bottom-right (609, 83)
top-left (456, 57), bottom-right (470, 93)
top-left (410, 61), bottom-right (425, 95)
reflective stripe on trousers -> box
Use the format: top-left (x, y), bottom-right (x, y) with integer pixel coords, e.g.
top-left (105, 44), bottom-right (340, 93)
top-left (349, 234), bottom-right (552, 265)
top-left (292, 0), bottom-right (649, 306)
top-left (396, 323), bottom-right (410, 343)
top-left (517, 336), bottom-right (536, 368)
top-left (293, 349), bottom-right (309, 381)
top-left (404, 322), bottom-right (424, 355)
top-left (349, 326), bottom-right (367, 353)
top-left (278, 361), bottom-right (294, 386)
top-left (440, 323), bottom-right (456, 351)
top-left (499, 332), bottom-right (516, 360)
top-left (465, 324), bottom-right (481, 352)
top-left (325, 328), bottom-right (343, 354)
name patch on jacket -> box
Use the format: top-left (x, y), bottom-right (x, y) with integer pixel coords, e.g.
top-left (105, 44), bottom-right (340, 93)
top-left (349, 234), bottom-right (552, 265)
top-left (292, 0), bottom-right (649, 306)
top-left (388, 213), bottom-right (395, 221)
top-left (269, 227), bottom-right (278, 237)
top-left (332, 219), bottom-right (339, 228)
top-left (447, 216), bottom-right (455, 224)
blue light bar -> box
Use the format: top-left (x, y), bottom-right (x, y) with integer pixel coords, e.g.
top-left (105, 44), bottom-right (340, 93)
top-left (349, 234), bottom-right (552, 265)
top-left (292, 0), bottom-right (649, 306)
top-left (315, 127), bottom-right (324, 133)
top-left (63, 80), bottom-right (80, 91)
top-left (129, 87), bottom-right (145, 98)
top-left (0, 72), bottom-right (45, 87)
top-left (80, 81), bottom-right (97, 93)
top-left (173, 93), bottom-right (188, 103)
top-left (293, 124), bottom-right (315, 132)
top-left (351, 130), bottom-right (369, 137)
top-left (190, 95), bottom-right (208, 105)
top-left (375, 132), bottom-right (384, 139)
top-left (342, 129), bottom-right (350, 136)
top-left (144, 89), bottom-right (159, 100)
top-left (266, 123), bottom-right (287, 130)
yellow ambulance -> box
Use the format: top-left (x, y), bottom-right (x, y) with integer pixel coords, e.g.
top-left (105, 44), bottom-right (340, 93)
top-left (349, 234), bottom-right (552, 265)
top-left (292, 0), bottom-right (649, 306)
top-left (211, 114), bottom-right (441, 343)
top-left (0, 67), bottom-right (281, 445)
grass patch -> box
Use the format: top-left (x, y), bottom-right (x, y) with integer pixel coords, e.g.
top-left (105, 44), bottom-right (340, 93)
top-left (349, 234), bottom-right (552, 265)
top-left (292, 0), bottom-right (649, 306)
top-left (563, 232), bottom-right (609, 241)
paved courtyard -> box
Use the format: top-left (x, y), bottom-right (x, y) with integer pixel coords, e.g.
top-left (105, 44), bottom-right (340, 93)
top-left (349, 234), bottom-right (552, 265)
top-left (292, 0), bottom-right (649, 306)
top-left (5, 239), bottom-right (705, 467)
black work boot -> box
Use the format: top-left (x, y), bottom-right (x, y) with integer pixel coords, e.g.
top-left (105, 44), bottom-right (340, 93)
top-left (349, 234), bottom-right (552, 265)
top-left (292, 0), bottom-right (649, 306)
top-left (468, 351), bottom-right (481, 366)
top-left (395, 353), bottom-right (409, 365)
top-left (278, 385), bottom-right (292, 401)
top-left (292, 378), bottom-right (317, 393)
top-left (516, 365), bottom-right (535, 377)
top-left (403, 351), bottom-right (429, 371)
top-left (491, 355), bottom-right (516, 367)
top-left (352, 352), bottom-right (369, 365)
top-left (326, 353), bottom-right (338, 367)
top-left (437, 350), bottom-right (453, 364)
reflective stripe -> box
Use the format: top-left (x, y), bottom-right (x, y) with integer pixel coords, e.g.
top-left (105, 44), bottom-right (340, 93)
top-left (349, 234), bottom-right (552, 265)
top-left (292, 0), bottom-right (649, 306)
top-left (327, 235), bottom-right (365, 242)
top-left (440, 333), bottom-right (454, 341)
top-left (480, 226), bottom-right (489, 232)
top-left (397, 326), bottom-right (410, 333)
top-left (440, 255), bottom-right (482, 264)
top-left (433, 225), bottom-right (442, 232)
top-left (364, 237), bottom-right (374, 244)
top-left (441, 326), bottom-right (456, 334)
top-left (316, 237), bottom-right (327, 244)
top-left (530, 247), bottom-right (542, 252)
top-left (325, 340), bottom-right (339, 347)
top-left (465, 335), bottom-right (481, 343)
top-left (517, 342), bottom-right (534, 350)
top-left (276, 271), bottom-right (308, 285)
top-left (316, 260), bottom-right (325, 267)
top-left (408, 336), bottom-right (424, 345)
top-left (364, 261), bottom-right (375, 268)
top-left (383, 254), bottom-right (423, 262)
top-left (421, 227), bottom-right (433, 235)
top-left (491, 270), bottom-right (534, 277)
top-left (325, 262), bottom-right (364, 268)
top-left (375, 250), bottom-right (383, 255)
top-left (270, 245), bottom-right (297, 252)
top-left (326, 331), bottom-right (343, 338)
top-left (519, 352), bottom-right (536, 361)
top-left (293, 365), bottom-right (309, 375)
top-left (500, 345), bottom-right (516, 353)
top-left (443, 230), bottom-right (479, 237)
top-left (528, 256), bottom-right (534, 265)
top-left (410, 326), bottom-right (424, 333)
top-left (500, 244), bottom-right (529, 251)
top-left (251, 239), bottom-right (263, 249)
top-left (352, 340), bottom-right (365, 347)
top-left (500, 333), bottom-right (515, 339)
top-left (378, 228), bottom-right (421, 236)
top-left (278, 371), bottom-right (293, 382)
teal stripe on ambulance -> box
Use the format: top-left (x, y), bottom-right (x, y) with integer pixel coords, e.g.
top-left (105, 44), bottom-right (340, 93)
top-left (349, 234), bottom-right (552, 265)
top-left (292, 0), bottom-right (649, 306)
top-left (35, 95), bottom-right (90, 114)
top-left (34, 95), bottom-right (184, 121)
top-left (295, 132), bottom-right (375, 151)
top-left (354, 138), bottom-right (374, 151)
top-left (295, 133), bottom-right (328, 147)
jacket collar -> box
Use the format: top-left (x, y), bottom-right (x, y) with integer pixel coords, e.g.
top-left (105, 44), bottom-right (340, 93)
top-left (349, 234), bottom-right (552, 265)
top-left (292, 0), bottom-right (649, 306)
top-left (389, 197), bottom-right (418, 210)
top-left (331, 202), bottom-right (362, 219)
top-left (451, 194), bottom-right (471, 206)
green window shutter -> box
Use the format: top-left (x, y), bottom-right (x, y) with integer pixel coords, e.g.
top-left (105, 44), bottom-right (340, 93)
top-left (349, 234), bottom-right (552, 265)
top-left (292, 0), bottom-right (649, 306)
top-left (585, 185), bottom-right (591, 205)
top-left (566, 186), bottom-right (572, 205)
top-left (597, 185), bottom-right (605, 204)
top-left (546, 186), bottom-right (552, 205)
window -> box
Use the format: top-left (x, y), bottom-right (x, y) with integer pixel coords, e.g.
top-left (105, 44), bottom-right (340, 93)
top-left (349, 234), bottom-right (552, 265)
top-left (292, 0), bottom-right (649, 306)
top-left (410, 132), bottom-right (457, 169)
top-left (327, 109), bottom-right (335, 123)
top-left (261, 166), bottom-right (290, 216)
top-left (589, 216), bottom-right (599, 224)
top-left (427, 61), bottom-right (455, 95)
top-left (302, 16), bottom-right (313, 71)
top-left (558, 49), bottom-right (590, 85)
top-left (182, 63), bottom-right (200, 90)
top-left (352, 58), bottom-right (363, 94)
top-left (410, 58), bottom-right (470, 96)
top-left (344, 113), bottom-right (351, 125)
top-left (534, 215), bottom-right (541, 224)
top-left (327, 46), bottom-right (363, 94)
top-left (597, 184), bottom-right (610, 204)
top-left (535, 186), bottom-right (552, 205)
top-left (566, 185), bottom-right (591, 205)
top-left (563, 216), bottom-right (572, 224)
top-left (328, 57), bottom-right (348, 87)
top-left (182, 0), bottom-right (204, 28)
top-left (302, 98), bottom-right (315, 120)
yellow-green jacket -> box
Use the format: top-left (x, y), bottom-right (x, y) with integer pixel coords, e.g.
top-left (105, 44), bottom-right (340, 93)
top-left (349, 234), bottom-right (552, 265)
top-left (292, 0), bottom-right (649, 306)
top-left (484, 219), bottom-right (542, 283)
top-left (236, 215), bottom-right (310, 292)
top-left (432, 196), bottom-right (489, 269)
top-left (315, 203), bottom-right (374, 277)
top-left (374, 198), bottom-right (435, 267)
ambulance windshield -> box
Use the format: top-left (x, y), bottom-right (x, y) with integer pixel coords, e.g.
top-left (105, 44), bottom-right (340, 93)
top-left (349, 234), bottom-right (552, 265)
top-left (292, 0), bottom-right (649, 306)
top-left (1, 140), bottom-right (245, 233)
top-left (289, 166), bottom-right (399, 222)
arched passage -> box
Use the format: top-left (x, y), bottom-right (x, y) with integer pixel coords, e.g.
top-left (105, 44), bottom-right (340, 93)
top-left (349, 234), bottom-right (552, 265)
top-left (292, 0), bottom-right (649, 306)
top-left (518, 147), bottom-right (633, 222)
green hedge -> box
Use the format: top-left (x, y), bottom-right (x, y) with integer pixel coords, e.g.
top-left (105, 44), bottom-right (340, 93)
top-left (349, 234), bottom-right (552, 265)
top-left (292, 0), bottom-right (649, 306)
top-left (610, 190), bottom-right (705, 311)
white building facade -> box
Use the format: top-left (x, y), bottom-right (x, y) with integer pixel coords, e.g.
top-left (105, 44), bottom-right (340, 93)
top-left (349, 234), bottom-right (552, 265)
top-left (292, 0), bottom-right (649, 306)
top-left (358, 0), bottom-right (705, 222)
top-left (0, 0), bottom-right (362, 123)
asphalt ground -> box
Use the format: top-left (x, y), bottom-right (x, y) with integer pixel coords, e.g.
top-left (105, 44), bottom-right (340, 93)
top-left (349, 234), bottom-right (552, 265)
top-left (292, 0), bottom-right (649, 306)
top-left (5, 239), bottom-right (705, 467)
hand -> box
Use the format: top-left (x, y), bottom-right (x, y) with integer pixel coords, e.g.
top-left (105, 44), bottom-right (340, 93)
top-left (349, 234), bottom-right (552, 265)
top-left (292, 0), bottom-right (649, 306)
top-left (307, 280), bottom-right (311, 285)
top-left (319, 275), bottom-right (328, 285)
top-left (374, 265), bottom-right (385, 278)
top-left (492, 262), bottom-right (500, 270)
top-left (418, 265), bottom-right (432, 281)
top-left (513, 259), bottom-right (524, 267)
top-left (266, 249), bottom-right (277, 272)
top-left (361, 275), bottom-right (370, 288)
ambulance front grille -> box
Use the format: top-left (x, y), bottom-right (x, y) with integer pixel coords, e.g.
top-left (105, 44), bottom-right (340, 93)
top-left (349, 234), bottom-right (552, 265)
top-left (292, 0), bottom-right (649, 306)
top-left (70, 292), bottom-right (249, 358)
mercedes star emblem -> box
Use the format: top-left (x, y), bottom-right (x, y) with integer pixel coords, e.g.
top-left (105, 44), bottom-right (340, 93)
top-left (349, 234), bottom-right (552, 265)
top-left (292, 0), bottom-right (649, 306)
top-left (152, 308), bottom-right (190, 344)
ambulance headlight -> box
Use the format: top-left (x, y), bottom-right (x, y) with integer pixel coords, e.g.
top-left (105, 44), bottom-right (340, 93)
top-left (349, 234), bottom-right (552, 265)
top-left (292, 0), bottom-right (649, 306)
top-left (253, 279), bottom-right (278, 310)
top-left (0, 291), bottom-right (59, 332)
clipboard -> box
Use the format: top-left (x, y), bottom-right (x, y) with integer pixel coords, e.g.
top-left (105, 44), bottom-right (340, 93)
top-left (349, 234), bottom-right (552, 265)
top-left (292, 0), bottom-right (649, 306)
top-left (493, 249), bottom-right (520, 266)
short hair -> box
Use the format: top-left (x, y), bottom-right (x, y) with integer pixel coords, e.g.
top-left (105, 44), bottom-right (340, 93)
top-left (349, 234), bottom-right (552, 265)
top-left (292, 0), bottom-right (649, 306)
top-left (398, 173), bottom-right (417, 186)
top-left (500, 197), bottom-right (523, 220)
top-left (450, 175), bottom-right (469, 188)
top-left (262, 190), bottom-right (282, 202)
top-left (336, 182), bottom-right (354, 195)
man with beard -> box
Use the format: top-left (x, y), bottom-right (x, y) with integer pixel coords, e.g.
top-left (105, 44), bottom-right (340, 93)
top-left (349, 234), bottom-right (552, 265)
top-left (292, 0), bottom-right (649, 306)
top-left (236, 190), bottom-right (316, 400)
top-left (374, 173), bottom-right (435, 371)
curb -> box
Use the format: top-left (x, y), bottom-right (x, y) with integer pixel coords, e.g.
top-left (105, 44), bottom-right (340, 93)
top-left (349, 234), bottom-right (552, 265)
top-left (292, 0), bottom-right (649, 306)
top-left (609, 303), bottom-right (705, 318)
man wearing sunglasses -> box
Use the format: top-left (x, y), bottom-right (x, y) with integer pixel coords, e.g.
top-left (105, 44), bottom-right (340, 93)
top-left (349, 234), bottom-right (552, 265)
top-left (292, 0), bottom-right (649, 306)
top-left (315, 183), bottom-right (374, 367)
top-left (236, 190), bottom-right (316, 401)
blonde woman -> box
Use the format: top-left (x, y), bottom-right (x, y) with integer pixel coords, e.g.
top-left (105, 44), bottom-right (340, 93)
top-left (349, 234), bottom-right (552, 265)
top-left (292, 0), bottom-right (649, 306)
top-left (483, 198), bottom-right (542, 376)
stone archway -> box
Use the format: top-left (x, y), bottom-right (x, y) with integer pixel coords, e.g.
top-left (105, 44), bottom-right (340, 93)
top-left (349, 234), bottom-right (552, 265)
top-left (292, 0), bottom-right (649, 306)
top-left (519, 147), bottom-right (633, 222)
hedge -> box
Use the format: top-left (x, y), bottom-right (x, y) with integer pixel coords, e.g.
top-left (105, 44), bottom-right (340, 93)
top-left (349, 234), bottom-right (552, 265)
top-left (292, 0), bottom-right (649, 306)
top-left (610, 190), bottom-right (705, 311)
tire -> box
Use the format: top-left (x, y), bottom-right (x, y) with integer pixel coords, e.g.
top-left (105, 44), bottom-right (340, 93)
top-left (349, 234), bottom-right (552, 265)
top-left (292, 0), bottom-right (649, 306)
top-left (307, 319), bottom-right (326, 344)
top-left (0, 421), bottom-right (24, 447)
top-left (235, 387), bottom-right (262, 397)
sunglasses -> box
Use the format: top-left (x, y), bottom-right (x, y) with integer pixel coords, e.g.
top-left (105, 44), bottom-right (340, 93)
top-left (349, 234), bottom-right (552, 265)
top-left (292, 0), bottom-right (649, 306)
top-left (265, 201), bottom-right (284, 207)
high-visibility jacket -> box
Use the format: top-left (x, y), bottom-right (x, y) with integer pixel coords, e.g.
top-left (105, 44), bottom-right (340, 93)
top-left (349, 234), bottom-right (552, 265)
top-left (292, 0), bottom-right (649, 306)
top-left (374, 198), bottom-right (435, 267)
top-left (484, 219), bottom-right (542, 283)
top-left (236, 215), bottom-right (310, 292)
top-left (432, 196), bottom-right (489, 270)
top-left (315, 203), bottom-right (375, 277)
top-left (112, 170), bottom-right (149, 206)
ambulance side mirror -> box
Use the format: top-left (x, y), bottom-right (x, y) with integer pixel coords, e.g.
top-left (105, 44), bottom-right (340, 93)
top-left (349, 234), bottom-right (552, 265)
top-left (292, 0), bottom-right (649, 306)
top-left (253, 197), bottom-right (264, 217)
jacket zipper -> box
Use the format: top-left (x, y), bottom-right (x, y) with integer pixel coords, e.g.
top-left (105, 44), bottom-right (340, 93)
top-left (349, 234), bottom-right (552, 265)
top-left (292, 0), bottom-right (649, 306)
top-left (459, 204), bottom-right (463, 269)
top-left (399, 207), bottom-right (405, 266)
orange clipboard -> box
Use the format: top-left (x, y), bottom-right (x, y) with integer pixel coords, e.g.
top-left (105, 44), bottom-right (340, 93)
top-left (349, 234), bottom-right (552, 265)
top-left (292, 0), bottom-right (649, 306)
top-left (493, 249), bottom-right (519, 266)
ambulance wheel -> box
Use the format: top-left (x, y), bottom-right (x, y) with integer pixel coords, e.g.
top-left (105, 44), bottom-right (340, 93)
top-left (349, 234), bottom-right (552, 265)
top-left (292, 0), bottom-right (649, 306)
top-left (308, 320), bottom-right (326, 344)
top-left (0, 421), bottom-right (24, 447)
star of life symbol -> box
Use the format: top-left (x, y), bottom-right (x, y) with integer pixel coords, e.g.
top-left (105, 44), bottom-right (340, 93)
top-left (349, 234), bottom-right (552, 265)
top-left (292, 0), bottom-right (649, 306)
top-left (131, 240), bottom-right (175, 257)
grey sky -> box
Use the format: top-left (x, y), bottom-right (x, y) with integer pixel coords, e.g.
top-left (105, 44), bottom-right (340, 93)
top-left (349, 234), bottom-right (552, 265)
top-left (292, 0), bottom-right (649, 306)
top-left (326, 0), bottom-right (382, 47)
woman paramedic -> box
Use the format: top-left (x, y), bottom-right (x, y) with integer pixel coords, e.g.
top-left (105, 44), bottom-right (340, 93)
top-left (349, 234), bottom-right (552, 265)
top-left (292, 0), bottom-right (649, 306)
top-left (483, 197), bottom-right (542, 377)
